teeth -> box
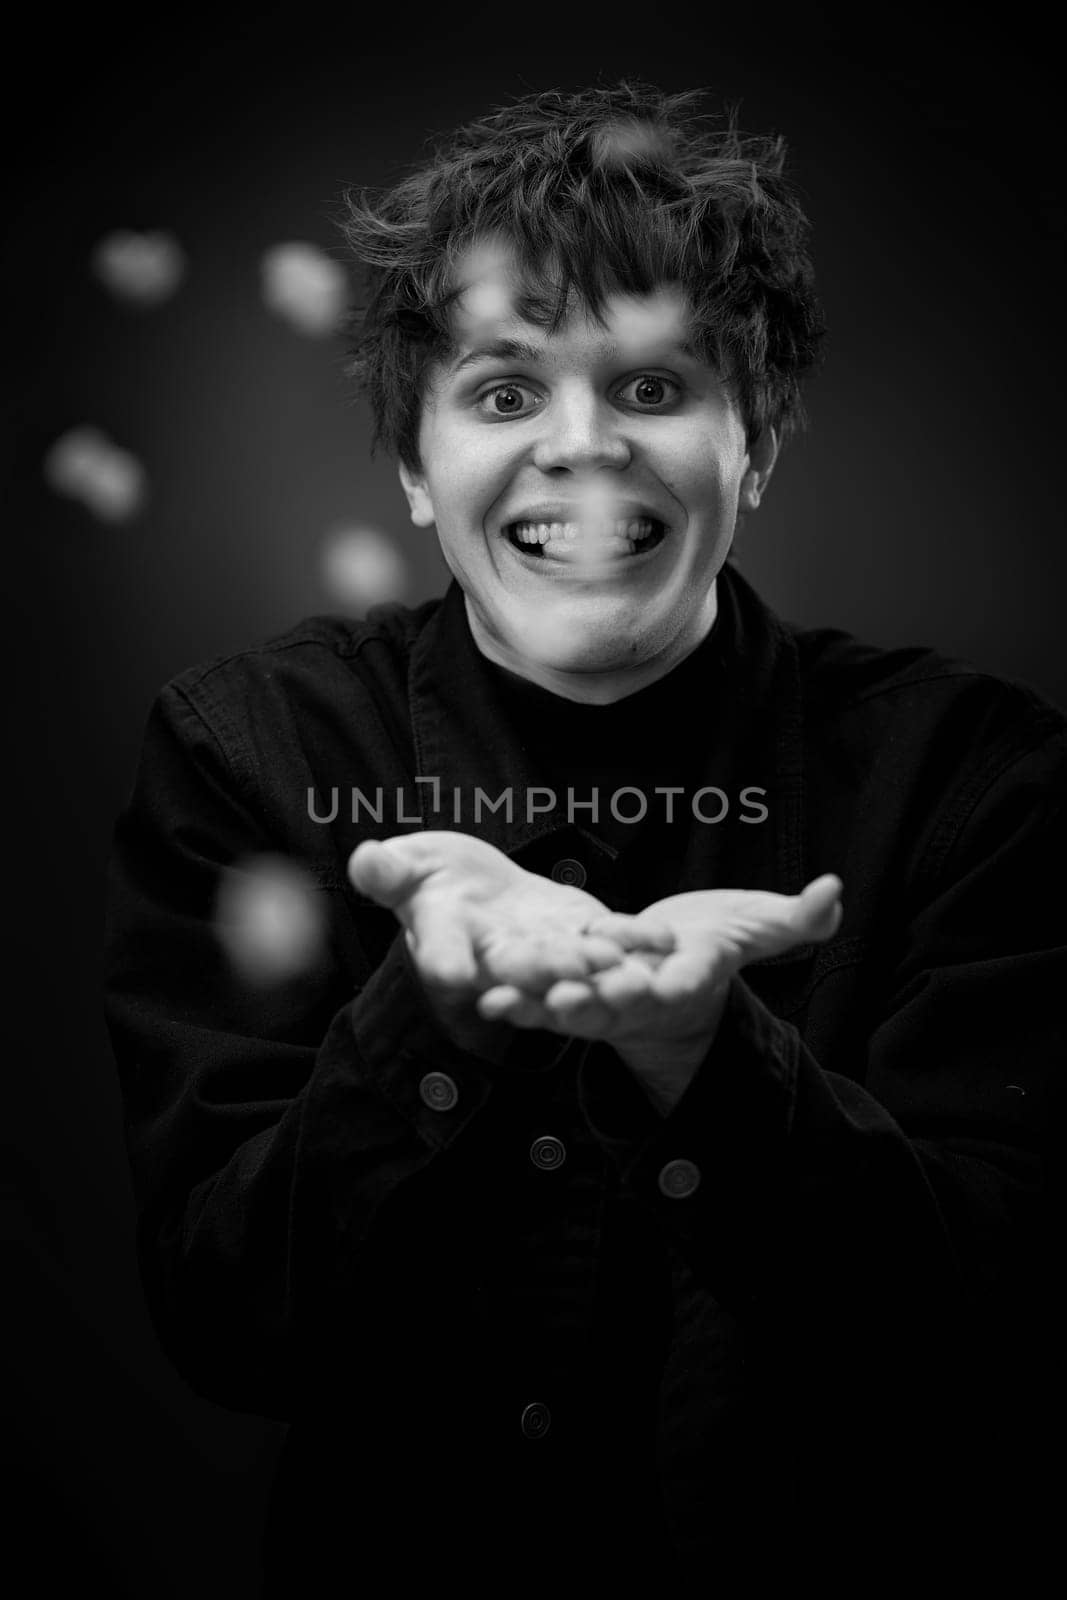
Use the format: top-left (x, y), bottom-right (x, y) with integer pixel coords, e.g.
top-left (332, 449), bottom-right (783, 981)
top-left (510, 518), bottom-right (658, 543)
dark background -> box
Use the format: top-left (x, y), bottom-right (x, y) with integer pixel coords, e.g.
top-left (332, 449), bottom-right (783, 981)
top-left (7, 5), bottom-right (1063, 1594)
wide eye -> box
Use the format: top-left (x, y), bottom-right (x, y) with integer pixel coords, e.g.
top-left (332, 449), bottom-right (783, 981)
top-left (477, 382), bottom-right (542, 418)
top-left (617, 374), bottom-right (681, 409)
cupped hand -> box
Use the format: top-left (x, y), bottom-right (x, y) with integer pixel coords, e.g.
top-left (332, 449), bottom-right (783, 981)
top-left (347, 831), bottom-right (669, 1043)
top-left (476, 876), bottom-right (843, 1109)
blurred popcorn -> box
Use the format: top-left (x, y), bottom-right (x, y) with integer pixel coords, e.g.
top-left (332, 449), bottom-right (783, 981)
top-left (603, 286), bottom-right (690, 356)
top-left (261, 243), bottom-right (348, 336)
top-left (506, 479), bottom-right (634, 668)
top-left (453, 238), bottom-right (516, 343)
top-left (509, 601), bottom-right (583, 668)
top-left (574, 473), bottom-right (625, 535)
top-left (541, 474), bottom-right (632, 578)
top-left (91, 230), bottom-right (185, 307)
top-left (215, 855), bottom-right (326, 986)
top-left (91, 229), bottom-right (186, 306)
top-left (318, 523), bottom-right (409, 612)
top-left (593, 118), bottom-right (672, 171)
top-left (43, 426), bottom-right (147, 523)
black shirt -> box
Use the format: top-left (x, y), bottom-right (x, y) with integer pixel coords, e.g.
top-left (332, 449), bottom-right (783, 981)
top-left (485, 605), bottom-right (723, 900)
top-left (104, 564), bottom-right (1066, 1587)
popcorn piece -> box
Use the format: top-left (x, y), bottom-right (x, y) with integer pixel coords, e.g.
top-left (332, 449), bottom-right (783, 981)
top-left (573, 473), bottom-right (626, 537)
top-left (507, 601), bottom-right (582, 668)
top-left (603, 286), bottom-right (690, 358)
top-left (318, 524), bottom-right (409, 613)
top-left (593, 118), bottom-right (673, 171)
top-left (43, 426), bottom-right (147, 523)
top-left (452, 237), bottom-right (516, 343)
top-left (261, 243), bottom-right (348, 336)
top-left (215, 855), bottom-right (326, 986)
top-left (546, 474), bottom-right (632, 576)
top-left (91, 229), bottom-right (186, 306)
top-left (504, 477), bottom-right (645, 666)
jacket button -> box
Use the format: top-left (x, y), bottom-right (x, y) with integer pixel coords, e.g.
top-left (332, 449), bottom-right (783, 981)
top-left (418, 1071), bottom-right (459, 1112)
top-left (520, 1402), bottom-right (552, 1439)
top-left (529, 1134), bottom-right (566, 1171)
top-left (657, 1158), bottom-right (701, 1199)
top-left (550, 858), bottom-right (586, 889)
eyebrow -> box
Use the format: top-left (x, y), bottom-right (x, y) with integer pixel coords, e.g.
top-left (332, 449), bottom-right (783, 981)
top-left (446, 335), bottom-right (702, 377)
top-left (447, 338), bottom-right (544, 376)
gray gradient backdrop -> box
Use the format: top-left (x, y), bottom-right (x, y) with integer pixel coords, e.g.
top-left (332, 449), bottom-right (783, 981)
top-left (7, 5), bottom-right (1063, 1595)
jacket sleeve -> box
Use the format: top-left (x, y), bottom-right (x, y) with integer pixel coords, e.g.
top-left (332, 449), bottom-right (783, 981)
top-left (578, 729), bottom-right (1065, 1459)
top-left (104, 681), bottom-right (567, 1421)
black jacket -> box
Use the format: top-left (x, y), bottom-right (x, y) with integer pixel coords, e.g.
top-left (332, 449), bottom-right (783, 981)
top-left (104, 567), bottom-right (1065, 1587)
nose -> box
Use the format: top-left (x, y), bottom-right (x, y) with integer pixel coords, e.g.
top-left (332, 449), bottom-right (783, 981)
top-left (531, 385), bottom-right (632, 474)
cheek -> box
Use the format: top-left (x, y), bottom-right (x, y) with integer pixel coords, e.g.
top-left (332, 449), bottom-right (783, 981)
top-left (436, 456), bottom-right (517, 533)
top-left (670, 465), bottom-right (736, 535)
top-left (657, 424), bottom-right (742, 507)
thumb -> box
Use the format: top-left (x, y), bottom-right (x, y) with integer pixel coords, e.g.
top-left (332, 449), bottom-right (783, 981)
top-left (734, 874), bottom-right (843, 965)
top-left (794, 874), bottom-right (844, 941)
top-left (348, 838), bottom-right (425, 912)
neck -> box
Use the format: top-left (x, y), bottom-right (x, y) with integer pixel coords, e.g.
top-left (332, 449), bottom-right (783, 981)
top-left (464, 586), bottom-right (719, 704)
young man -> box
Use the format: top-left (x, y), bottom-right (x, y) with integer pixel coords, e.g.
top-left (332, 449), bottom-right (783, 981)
top-left (105, 85), bottom-right (1063, 1588)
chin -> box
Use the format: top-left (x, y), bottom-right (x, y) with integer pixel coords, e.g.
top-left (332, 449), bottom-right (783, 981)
top-left (545, 636), bottom-right (654, 677)
top-left (549, 649), bottom-right (628, 675)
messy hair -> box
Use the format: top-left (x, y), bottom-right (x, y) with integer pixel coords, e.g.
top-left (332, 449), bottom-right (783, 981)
top-left (340, 82), bottom-right (824, 471)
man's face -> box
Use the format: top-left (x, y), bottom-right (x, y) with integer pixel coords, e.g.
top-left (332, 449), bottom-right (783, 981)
top-left (399, 272), bottom-right (776, 700)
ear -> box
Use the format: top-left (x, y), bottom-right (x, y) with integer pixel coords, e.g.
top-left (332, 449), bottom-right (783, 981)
top-left (738, 427), bottom-right (779, 513)
top-left (398, 460), bottom-right (436, 528)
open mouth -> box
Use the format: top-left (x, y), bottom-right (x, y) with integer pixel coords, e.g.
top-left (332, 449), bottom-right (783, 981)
top-left (502, 517), bottom-right (668, 561)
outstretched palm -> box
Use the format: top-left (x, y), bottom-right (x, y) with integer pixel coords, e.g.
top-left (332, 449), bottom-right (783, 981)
top-left (348, 831), bottom-right (637, 1034)
top-left (477, 877), bottom-right (843, 1093)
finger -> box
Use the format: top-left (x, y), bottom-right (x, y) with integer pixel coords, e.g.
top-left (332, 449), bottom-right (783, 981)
top-left (480, 936), bottom-right (555, 987)
top-left (585, 914), bottom-right (676, 954)
top-left (479, 933), bottom-right (579, 990)
top-left (542, 980), bottom-right (616, 1035)
top-left (647, 948), bottom-right (721, 1003)
top-left (479, 931), bottom-right (626, 990)
top-left (476, 986), bottom-right (553, 1028)
top-left (577, 934), bottom-right (633, 973)
top-left (591, 957), bottom-right (657, 1006)
top-left (607, 948), bottom-right (668, 975)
